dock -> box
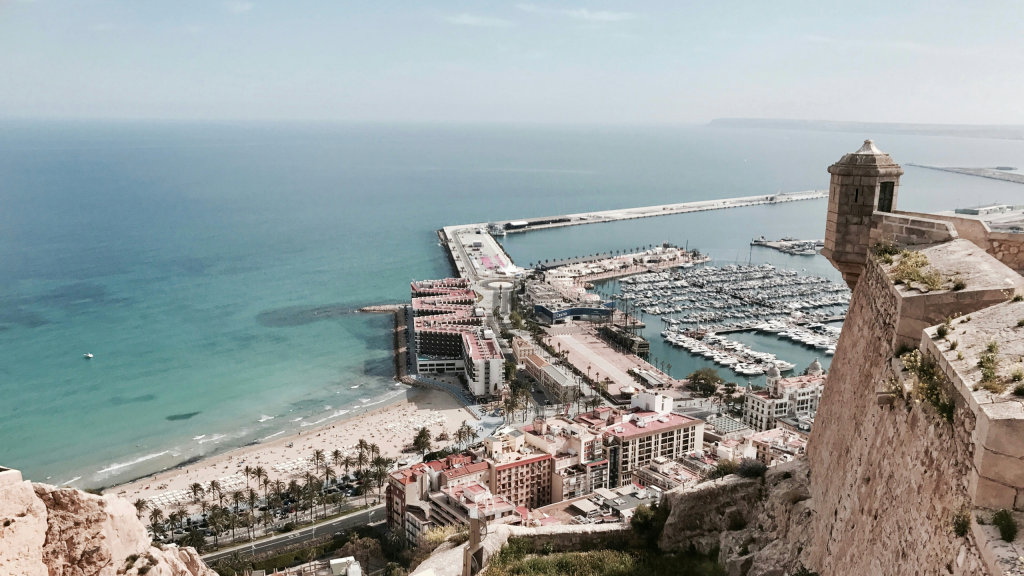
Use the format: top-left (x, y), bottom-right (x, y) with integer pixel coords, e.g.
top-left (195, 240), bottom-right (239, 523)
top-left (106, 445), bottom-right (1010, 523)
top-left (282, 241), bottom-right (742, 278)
top-left (491, 190), bottom-right (827, 234)
top-left (713, 315), bottom-right (847, 334)
top-left (908, 164), bottom-right (1024, 186)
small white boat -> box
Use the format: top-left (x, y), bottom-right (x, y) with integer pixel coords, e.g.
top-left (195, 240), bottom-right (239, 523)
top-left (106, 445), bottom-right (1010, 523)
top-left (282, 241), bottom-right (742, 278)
top-left (83, 353), bottom-right (93, 359)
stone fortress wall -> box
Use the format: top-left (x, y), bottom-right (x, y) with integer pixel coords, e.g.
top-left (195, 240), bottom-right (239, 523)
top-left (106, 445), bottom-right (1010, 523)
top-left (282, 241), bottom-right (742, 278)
top-left (807, 140), bottom-right (1024, 576)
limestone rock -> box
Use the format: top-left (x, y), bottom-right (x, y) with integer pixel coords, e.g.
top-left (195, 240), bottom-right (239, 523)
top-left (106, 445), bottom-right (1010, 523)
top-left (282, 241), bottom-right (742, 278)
top-left (0, 470), bottom-right (214, 576)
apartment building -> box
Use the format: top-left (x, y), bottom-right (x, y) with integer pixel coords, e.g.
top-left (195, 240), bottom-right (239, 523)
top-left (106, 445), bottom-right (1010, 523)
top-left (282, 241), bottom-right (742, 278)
top-left (488, 453), bottom-right (554, 509)
top-left (595, 391), bottom-right (704, 487)
top-left (633, 455), bottom-right (700, 491)
top-left (386, 453), bottom-right (485, 548)
top-left (743, 361), bottom-right (826, 432)
top-left (410, 278), bottom-right (505, 398)
top-left (428, 482), bottom-right (516, 528)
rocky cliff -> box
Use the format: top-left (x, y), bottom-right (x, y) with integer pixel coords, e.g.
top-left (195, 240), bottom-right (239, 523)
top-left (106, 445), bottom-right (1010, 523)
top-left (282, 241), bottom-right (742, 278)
top-left (0, 468), bottom-right (214, 576)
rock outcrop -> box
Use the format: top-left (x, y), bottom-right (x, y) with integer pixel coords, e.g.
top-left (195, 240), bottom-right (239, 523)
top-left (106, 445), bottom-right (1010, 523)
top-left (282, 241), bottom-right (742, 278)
top-left (0, 468), bottom-right (214, 576)
top-left (659, 459), bottom-right (814, 576)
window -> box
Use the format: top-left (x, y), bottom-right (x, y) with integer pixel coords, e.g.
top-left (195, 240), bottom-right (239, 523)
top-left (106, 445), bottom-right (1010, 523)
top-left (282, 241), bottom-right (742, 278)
top-left (878, 182), bottom-right (895, 213)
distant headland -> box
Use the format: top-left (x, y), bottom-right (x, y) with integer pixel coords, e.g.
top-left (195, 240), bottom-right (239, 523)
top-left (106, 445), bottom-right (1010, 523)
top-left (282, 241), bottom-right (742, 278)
top-left (709, 118), bottom-right (1024, 140)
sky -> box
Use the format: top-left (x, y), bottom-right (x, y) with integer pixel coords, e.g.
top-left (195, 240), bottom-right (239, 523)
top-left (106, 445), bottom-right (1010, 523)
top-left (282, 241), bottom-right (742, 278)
top-left (2, 1), bottom-right (1024, 124)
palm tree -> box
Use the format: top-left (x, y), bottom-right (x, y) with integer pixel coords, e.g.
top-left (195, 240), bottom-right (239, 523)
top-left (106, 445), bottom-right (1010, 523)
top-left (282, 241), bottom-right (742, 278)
top-left (133, 498), bottom-right (149, 519)
top-left (331, 449), bottom-right (344, 472)
top-left (369, 443), bottom-right (380, 460)
top-left (323, 465), bottom-right (337, 492)
top-left (261, 475), bottom-right (272, 507)
top-left (253, 465), bottom-right (267, 488)
top-left (341, 455), bottom-right (355, 477)
top-left (246, 488), bottom-right (259, 525)
top-left (371, 456), bottom-right (391, 501)
top-left (303, 473), bottom-right (320, 522)
top-left (230, 490), bottom-right (244, 519)
top-left (311, 449), bottom-right (326, 478)
top-left (243, 465), bottom-right (253, 488)
top-left (207, 506), bottom-right (224, 548)
top-left (148, 508), bottom-right (165, 538)
top-left (227, 511), bottom-right (239, 544)
top-left (355, 443), bottom-right (369, 480)
top-left (206, 480), bottom-right (222, 505)
top-left (259, 510), bottom-right (274, 534)
top-left (189, 482), bottom-right (205, 505)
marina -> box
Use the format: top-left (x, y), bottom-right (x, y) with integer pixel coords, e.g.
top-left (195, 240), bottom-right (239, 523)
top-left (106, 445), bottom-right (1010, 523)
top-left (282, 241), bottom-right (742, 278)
top-left (597, 264), bottom-right (848, 378)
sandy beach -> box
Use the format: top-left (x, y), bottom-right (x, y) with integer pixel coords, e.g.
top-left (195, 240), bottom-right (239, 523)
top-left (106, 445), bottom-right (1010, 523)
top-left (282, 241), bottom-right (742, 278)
top-left (106, 386), bottom-right (477, 510)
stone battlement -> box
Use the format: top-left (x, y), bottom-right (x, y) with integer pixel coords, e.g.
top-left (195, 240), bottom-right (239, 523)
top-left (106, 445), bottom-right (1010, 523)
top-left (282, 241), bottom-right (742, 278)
top-left (815, 140), bottom-right (1024, 575)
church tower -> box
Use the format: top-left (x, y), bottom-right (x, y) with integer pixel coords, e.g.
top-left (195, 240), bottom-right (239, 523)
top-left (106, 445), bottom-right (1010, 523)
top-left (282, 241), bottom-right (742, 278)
top-left (821, 140), bottom-right (904, 288)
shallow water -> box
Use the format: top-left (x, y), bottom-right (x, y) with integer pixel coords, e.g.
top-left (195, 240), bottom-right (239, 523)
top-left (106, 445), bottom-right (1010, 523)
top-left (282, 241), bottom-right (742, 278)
top-left (2, 121), bottom-right (1023, 487)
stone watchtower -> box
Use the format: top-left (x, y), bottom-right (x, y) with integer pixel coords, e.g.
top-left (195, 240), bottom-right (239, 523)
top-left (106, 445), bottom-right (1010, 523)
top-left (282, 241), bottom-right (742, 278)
top-left (821, 140), bottom-right (904, 287)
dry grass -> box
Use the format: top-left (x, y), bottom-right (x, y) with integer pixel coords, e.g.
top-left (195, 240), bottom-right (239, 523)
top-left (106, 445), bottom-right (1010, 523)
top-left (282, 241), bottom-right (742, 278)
top-left (890, 250), bottom-right (946, 291)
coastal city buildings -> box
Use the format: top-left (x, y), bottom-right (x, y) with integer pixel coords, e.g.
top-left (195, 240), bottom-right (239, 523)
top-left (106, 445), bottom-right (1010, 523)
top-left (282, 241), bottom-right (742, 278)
top-left (598, 391), bottom-right (704, 487)
top-left (410, 278), bottom-right (506, 398)
top-left (742, 361), bottom-right (825, 432)
top-left (385, 357), bottom-right (824, 546)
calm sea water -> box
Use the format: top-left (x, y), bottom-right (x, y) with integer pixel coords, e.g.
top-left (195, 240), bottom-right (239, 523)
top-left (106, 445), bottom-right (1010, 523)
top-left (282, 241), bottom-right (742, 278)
top-left (3, 121), bottom-right (1024, 487)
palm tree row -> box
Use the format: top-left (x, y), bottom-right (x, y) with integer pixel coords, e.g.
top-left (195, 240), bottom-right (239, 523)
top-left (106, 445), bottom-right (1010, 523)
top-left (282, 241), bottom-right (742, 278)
top-left (137, 438), bottom-right (400, 549)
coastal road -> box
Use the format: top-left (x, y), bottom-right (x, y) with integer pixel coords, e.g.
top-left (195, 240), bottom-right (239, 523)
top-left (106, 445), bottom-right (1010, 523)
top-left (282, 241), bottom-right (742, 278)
top-left (202, 505), bottom-right (385, 563)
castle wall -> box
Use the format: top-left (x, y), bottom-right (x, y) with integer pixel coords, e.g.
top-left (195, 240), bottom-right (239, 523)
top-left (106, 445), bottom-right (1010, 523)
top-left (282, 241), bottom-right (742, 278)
top-left (895, 210), bottom-right (1024, 274)
top-left (869, 212), bottom-right (959, 247)
top-left (988, 233), bottom-right (1024, 273)
top-left (806, 258), bottom-right (990, 576)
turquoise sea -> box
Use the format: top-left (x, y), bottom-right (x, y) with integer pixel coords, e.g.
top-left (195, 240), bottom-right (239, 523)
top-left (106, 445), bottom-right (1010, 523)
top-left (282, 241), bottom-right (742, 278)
top-left (3, 121), bottom-right (1024, 488)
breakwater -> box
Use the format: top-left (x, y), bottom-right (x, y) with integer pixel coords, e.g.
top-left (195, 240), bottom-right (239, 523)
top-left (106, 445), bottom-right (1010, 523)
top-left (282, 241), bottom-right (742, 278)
top-left (491, 190), bottom-right (827, 234)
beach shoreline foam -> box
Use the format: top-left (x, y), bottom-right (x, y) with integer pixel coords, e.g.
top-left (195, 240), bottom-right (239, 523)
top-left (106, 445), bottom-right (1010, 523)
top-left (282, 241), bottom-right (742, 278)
top-left (103, 386), bottom-right (479, 506)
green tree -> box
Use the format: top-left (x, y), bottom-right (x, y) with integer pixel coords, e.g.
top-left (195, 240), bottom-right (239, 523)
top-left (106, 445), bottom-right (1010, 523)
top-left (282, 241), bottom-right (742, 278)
top-left (686, 368), bottom-right (724, 398)
top-left (179, 528), bottom-right (207, 552)
top-left (189, 482), bottom-right (205, 504)
top-left (148, 508), bottom-right (165, 538)
top-left (503, 361), bottom-right (518, 382)
top-left (132, 498), bottom-right (149, 519)
top-left (413, 427), bottom-right (433, 457)
top-left (630, 501), bottom-right (671, 549)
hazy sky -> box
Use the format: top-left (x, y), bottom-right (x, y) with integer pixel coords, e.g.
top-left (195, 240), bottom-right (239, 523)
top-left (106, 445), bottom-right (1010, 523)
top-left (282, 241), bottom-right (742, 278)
top-left (3, 1), bottom-right (1023, 123)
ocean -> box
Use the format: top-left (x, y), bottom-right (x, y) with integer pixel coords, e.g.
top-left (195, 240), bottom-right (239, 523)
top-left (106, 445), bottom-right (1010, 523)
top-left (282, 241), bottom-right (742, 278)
top-left (2, 120), bottom-right (1023, 488)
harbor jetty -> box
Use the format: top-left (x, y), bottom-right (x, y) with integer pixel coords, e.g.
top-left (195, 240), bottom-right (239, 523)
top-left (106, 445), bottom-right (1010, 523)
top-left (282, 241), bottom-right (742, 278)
top-left (908, 163), bottom-right (1024, 185)
top-left (751, 236), bottom-right (824, 256)
top-left (358, 304), bottom-right (405, 313)
top-left (488, 190), bottom-right (826, 234)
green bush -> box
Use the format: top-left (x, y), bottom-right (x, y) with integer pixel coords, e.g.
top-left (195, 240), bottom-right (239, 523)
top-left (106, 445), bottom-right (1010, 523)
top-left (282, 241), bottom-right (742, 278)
top-left (952, 508), bottom-right (971, 537)
top-left (1014, 384), bottom-right (1024, 397)
top-left (706, 460), bottom-right (739, 480)
top-left (1015, 294), bottom-right (1024, 302)
top-left (936, 324), bottom-right (949, 339)
top-left (631, 502), bottom-right (671, 549)
top-left (949, 340), bottom-right (958, 350)
top-left (953, 279), bottom-right (967, 291)
top-left (484, 545), bottom-right (726, 576)
top-left (902, 350), bottom-right (955, 422)
top-left (873, 242), bottom-right (899, 257)
top-left (736, 459), bottom-right (768, 479)
top-left (993, 509), bottom-right (1018, 542)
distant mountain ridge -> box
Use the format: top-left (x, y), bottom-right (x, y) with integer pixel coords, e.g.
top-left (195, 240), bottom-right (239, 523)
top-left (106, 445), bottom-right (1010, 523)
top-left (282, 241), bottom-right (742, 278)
top-left (709, 118), bottom-right (1024, 140)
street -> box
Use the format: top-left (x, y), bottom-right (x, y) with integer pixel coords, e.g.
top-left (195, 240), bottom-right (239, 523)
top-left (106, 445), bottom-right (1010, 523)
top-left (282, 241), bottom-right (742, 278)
top-left (201, 505), bottom-right (385, 563)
